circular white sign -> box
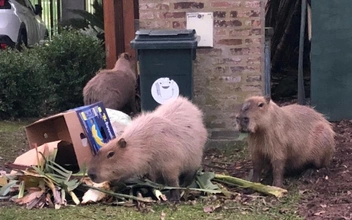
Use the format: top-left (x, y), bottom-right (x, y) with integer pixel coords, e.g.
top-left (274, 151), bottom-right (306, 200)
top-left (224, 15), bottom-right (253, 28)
top-left (151, 77), bottom-right (180, 104)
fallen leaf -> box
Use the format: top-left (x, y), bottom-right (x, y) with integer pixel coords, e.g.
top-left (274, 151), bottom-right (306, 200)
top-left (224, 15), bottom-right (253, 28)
top-left (153, 189), bottom-right (167, 201)
top-left (13, 190), bottom-right (44, 205)
top-left (46, 193), bottom-right (54, 208)
top-left (26, 192), bottom-right (46, 209)
top-left (279, 208), bottom-right (289, 214)
top-left (320, 204), bottom-right (327, 208)
top-left (203, 204), bottom-right (222, 213)
top-left (0, 180), bottom-right (17, 196)
top-left (203, 206), bottom-right (213, 213)
top-left (160, 210), bottom-right (166, 220)
top-left (196, 172), bottom-right (220, 191)
top-left (314, 211), bottom-right (326, 216)
top-left (0, 175), bottom-right (7, 187)
top-left (299, 189), bottom-right (309, 195)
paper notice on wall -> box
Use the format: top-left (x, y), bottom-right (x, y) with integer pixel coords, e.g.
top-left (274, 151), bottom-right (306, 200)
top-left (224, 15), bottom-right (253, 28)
top-left (186, 12), bottom-right (214, 47)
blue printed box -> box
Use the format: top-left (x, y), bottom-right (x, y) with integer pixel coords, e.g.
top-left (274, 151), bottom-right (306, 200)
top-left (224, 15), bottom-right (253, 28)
top-left (74, 102), bottom-right (116, 155)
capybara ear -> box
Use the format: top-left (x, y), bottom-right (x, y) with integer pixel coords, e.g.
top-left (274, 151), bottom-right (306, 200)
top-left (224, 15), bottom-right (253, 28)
top-left (123, 52), bottom-right (132, 60)
top-left (264, 95), bottom-right (271, 104)
top-left (117, 138), bottom-right (127, 148)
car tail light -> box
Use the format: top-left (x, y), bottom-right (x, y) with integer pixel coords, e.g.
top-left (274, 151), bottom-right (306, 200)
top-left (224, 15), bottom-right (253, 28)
top-left (0, 0), bottom-right (10, 9)
top-left (0, 43), bottom-right (7, 50)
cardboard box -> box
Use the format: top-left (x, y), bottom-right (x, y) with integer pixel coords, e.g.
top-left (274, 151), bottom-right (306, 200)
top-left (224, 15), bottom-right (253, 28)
top-left (74, 102), bottom-right (116, 155)
top-left (25, 111), bottom-right (93, 172)
top-left (24, 102), bottom-right (116, 171)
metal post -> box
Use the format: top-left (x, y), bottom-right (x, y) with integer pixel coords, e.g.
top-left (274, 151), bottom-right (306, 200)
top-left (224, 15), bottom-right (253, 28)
top-left (264, 27), bottom-right (274, 97)
top-left (298, 0), bottom-right (307, 105)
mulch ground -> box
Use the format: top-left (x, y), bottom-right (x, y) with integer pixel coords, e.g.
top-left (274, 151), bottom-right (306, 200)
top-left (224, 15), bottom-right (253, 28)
top-left (296, 120), bottom-right (352, 220)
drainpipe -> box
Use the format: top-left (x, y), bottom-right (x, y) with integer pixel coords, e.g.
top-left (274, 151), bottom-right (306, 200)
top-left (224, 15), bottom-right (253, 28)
top-left (264, 27), bottom-right (274, 97)
top-left (298, 0), bottom-right (307, 105)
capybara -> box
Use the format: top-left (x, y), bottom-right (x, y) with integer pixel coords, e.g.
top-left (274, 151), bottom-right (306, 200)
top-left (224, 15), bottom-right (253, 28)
top-left (235, 95), bottom-right (336, 188)
top-left (83, 52), bottom-right (137, 115)
top-left (88, 96), bottom-right (208, 201)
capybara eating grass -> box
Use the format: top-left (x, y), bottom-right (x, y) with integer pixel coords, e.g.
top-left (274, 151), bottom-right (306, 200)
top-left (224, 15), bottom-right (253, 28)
top-left (235, 95), bottom-right (336, 188)
top-left (83, 52), bottom-right (137, 115)
top-left (88, 96), bottom-right (208, 201)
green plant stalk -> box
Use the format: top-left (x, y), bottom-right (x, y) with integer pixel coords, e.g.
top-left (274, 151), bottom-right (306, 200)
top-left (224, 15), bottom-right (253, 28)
top-left (68, 191), bottom-right (80, 205)
top-left (214, 174), bottom-right (287, 198)
top-left (18, 181), bottom-right (25, 199)
top-left (129, 178), bottom-right (222, 194)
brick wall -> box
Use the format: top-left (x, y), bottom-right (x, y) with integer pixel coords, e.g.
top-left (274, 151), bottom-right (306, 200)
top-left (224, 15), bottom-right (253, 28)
top-left (138, 0), bottom-right (265, 147)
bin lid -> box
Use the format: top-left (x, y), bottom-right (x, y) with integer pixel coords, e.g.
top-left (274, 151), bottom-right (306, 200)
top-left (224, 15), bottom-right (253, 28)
top-left (130, 29), bottom-right (198, 49)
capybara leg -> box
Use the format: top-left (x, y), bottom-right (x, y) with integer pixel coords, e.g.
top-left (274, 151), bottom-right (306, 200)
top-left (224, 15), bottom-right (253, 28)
top-left (251, 167), bottom-right (262, 183)
top-left (262, 168), bottom-right (273, 185)
top-left (164, 175), bottom-right (181, 201)
top-left (272, 159), bottom-right (285, 188)
top-left (129, 95), bottom-right (137, 115)
top-left (169, 189), bottom-right (181, 202)
top-left (251, 153), bottom-right (265, 182)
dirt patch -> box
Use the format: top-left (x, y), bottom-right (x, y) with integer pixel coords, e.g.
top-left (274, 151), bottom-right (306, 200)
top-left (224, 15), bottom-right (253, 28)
top-left (296, 120), bottom-right (352, 220)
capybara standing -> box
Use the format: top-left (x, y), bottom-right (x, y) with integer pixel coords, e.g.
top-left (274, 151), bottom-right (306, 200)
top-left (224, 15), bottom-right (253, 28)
top-left (235, 95), bottom-right (336, 188)
top-left (88, 96), bottom-right (208, 201)
top-left (83, 52), bottom-right (137, 115)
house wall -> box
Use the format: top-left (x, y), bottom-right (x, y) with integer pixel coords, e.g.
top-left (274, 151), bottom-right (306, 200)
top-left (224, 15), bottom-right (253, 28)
top-left (138, 0), bottom-right (265, 147)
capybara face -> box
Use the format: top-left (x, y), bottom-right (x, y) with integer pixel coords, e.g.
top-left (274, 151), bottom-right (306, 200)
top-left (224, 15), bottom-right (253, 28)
top-left (88, 138), bottom-right (130, 183)
top-left (235, 96), bottom-right (271, 133)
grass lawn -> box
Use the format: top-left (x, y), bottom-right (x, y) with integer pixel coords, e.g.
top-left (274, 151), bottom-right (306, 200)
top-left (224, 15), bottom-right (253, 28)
top-left (0, 120), bottom-right (303, 220)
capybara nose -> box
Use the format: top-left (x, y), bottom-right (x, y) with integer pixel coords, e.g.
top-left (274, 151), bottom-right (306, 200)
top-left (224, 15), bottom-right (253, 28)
top-left (88, 171), bottom-right (97, 182)
top-left (243, 117), bottom-right (249, 123)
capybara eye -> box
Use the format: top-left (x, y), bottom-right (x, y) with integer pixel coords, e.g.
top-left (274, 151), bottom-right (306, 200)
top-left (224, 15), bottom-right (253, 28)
top-left (243, 117), bottom-right (249, 122)
top-left (258, 103), bottom-right (264, 108)
top-left (107, 151), bottom-right (115, 159)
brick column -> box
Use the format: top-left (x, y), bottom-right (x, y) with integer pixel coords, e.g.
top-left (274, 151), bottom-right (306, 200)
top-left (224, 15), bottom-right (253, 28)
top-left (138, 1), bottom-right (265, 148)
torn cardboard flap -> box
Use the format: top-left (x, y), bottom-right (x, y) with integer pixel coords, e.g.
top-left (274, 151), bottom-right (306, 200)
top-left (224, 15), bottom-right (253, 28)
top-left (11, 140), bottom-right (78, 174)
top-left (12, 141), bottom-right (61, 167)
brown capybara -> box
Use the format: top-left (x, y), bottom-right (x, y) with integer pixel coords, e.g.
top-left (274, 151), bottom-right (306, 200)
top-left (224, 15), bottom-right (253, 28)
top-left (83, 52), bottom-right (137, 115)
top-left (235, 95), bottom-right (336, 188)
top-left (88, 96), bottom-right (208, 201)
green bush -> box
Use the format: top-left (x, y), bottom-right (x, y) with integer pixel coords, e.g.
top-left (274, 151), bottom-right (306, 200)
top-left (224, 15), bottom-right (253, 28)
top-left (0, 29), bottom-right (105, 119)
top-left (41, 29), bottom-right (105, 113)
top-left (0, 48), bottom-right (48, 119)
